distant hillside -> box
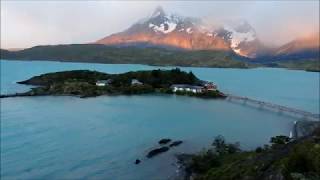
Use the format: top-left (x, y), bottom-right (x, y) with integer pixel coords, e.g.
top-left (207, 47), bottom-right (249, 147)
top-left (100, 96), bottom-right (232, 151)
top-left (254, 34), bottom-right (319, 63)
top-left (0, 44), bottom-right (249, 68)
top-left (0, 49), bottom-right (12, 57)
top-left (275, 34), bottom-right (319, 56)
top-left (2, 44), bottom-right (319, 71)
top-left (272, 35), bottom-right (319, 62)
top-left (276, 59), bottom-right (320, 72)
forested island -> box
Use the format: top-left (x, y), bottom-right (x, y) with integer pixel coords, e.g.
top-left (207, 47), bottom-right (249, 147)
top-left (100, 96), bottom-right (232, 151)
top-left (0, 68), bottom-right (226, 99)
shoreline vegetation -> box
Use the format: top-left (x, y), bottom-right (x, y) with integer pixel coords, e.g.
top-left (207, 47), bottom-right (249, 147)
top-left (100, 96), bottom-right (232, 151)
top-left (0, 45), bottom-right (250, 69)
top-left (264, 59), bottom-right (320, 72)
top-left (0, 68), bottom-right (226, 99)
top-left (177, 121), bottom-right (320, 180)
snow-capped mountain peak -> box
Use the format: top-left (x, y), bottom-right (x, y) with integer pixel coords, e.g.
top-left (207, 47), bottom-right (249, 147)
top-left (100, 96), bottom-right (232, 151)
top-left (218, 20), bottom-right (259, 57)
top-left (148, 22), bottom-right (177, 34)
top-left (96, 7), bottom-right (261, 56)
top-left (144, 7), bottom-right (202, 35)
top-left (224, 21), bottom-right (256, 47)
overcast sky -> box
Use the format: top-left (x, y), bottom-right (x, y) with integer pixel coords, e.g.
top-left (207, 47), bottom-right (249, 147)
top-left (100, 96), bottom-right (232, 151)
top-left (1, 1), bottom-right (319, 49)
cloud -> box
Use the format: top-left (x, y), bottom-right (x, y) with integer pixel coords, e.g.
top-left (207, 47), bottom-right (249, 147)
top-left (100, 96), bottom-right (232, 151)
top-left (0, 1), bottom-right (157, 48)
top-left (1, 1), bottom-right (319, 49)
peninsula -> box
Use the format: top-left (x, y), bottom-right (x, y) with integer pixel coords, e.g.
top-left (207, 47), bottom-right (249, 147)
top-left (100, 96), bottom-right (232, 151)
top-left (0, 68), bottom-right (226, 99)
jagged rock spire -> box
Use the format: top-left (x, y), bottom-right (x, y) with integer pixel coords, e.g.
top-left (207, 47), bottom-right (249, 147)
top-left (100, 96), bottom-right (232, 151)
top-left (152, 6), bottom-right (165, 17)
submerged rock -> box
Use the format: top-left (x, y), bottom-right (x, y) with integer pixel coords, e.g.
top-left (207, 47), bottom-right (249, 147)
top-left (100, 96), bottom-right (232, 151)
top-left (158, 138), bottom-right (171, 144)
top-left (147, 147), bottom-right (170, 158)
top-left (135, 159), bottom-right (141, 164)
top-left (170, 140), bottom-right (183, 147)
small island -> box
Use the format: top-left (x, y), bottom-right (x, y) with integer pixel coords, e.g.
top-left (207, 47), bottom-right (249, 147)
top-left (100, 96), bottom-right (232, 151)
top-left (0, 68), bottom-right (226, 99)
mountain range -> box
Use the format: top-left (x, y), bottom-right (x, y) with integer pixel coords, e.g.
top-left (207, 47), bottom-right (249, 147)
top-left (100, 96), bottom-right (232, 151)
top-left (1, 6), bottom-right (319, 71)
top-left (96, 6), bottom-right (258, 58)
top-left (95, 6), bottom-right (319, 60)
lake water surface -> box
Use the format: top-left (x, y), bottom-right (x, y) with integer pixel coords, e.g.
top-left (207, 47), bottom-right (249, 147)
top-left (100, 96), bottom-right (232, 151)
top-left (1, 60), bottom-right (319, 179)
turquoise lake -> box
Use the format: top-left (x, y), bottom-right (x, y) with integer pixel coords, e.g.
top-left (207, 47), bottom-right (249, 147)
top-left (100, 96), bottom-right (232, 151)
top-left (1, 60), bottom-right (319, 179)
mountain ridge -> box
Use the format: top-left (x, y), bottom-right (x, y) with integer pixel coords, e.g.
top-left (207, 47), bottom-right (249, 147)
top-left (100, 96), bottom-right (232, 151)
top-left (95, 6), bottom-right (319, 60)
top-left (95, 6), bottom-right (259, 57)
top-left (1, 6), bottom-right (318, 71)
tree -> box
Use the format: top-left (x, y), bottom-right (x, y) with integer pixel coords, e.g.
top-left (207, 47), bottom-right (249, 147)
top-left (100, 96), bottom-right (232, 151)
top-left (188, 71), bottom-right (196, 82)
top-left (270, 135), bottom-right (291, 145)
top-left (212, 135), bottom-right (240, 154)
top-left (212, 135), bottom-right (227, 154)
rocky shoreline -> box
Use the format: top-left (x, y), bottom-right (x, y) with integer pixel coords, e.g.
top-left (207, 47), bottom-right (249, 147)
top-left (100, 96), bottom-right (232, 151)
top-left (293, 120), bottom-right (320, 139)
top-left (175, 120), bottom-right (320, 180)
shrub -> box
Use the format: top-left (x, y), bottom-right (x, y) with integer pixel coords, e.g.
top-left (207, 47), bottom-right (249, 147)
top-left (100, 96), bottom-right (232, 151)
top-left (279, 141), bottom-right (320, 180)
top-left (212, 135), bottom-right (240, 154)
top-left (270, 135), bottom-right (291, 145)
top-left (255, 147), bottom-right (263, 153)
top-left (189, 150), bottom-right (221, 173)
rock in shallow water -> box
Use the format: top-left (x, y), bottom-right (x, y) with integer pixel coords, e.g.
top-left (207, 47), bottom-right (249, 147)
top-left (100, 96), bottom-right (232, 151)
top-left (147, 147), bottom-right (170, 158)
top-left (170, 140), bottom-right (183, 147)
top-left (158, 138), bottom-right (171, 144)
top-left (135, 159), bottom-right (141, 164)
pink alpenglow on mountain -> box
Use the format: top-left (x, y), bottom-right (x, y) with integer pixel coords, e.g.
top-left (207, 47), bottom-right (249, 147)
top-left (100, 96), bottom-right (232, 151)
top-left (95, 6), bottom-right (319, 59)
top-left (95, 6), bottom-right (260, 57)
top-left (275, 34), bottom-right (320, 56)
